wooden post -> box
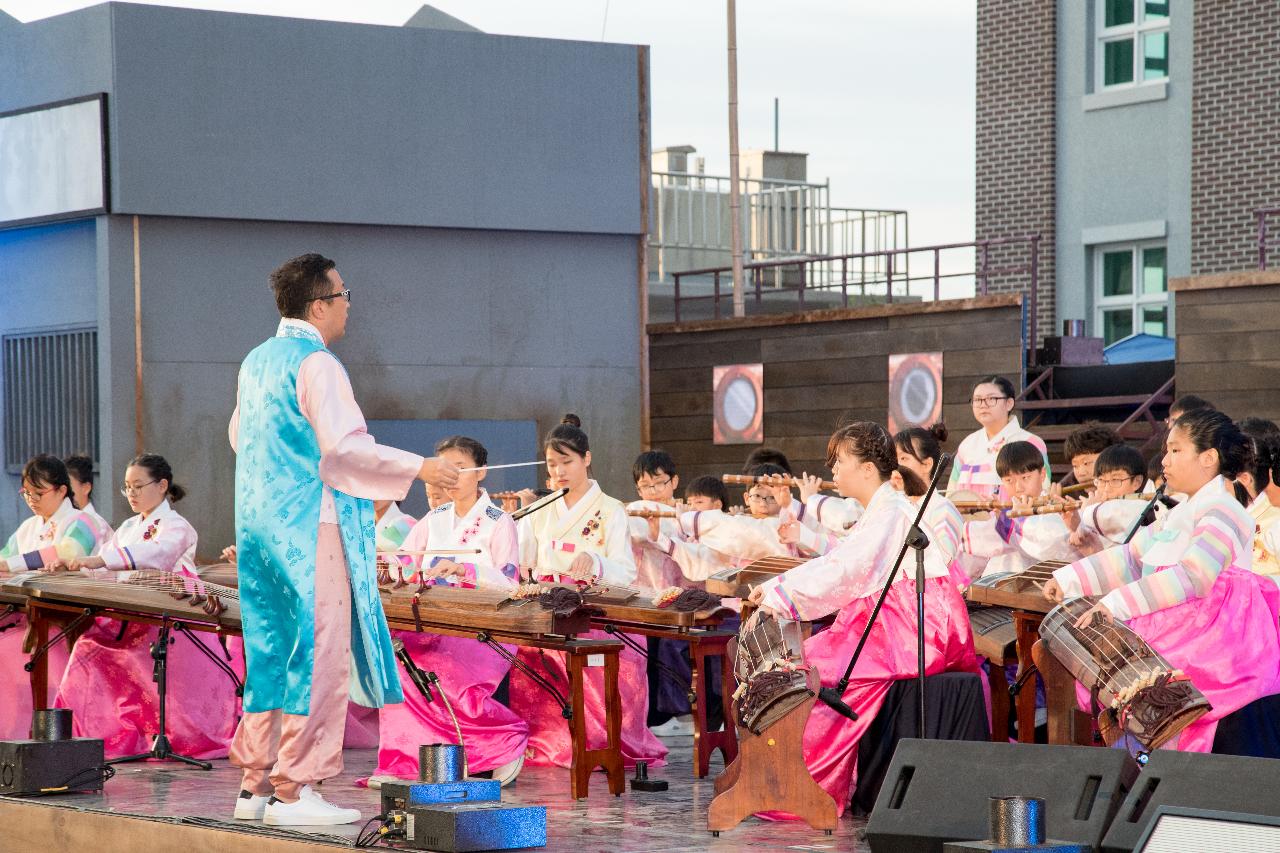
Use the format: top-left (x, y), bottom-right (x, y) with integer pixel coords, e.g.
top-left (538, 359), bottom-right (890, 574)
top-left (727, 0), bottom-right (745, 318)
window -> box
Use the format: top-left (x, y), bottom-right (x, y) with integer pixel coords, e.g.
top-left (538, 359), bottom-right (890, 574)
top-left (1094, 244), bottom-right (1169, 345)
top-left (3, 327), bottom-right (99, 473)
top-left (1096, 0), bottom-right (1169, 89)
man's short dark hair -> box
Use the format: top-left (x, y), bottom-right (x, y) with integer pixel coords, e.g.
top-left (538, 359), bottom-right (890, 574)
top-left (270, 253), bottom-right (336, 319)
top-left (1094, 445), bottom-right (1146, 480)
top-left (743, 447), bottom-right (792, 474)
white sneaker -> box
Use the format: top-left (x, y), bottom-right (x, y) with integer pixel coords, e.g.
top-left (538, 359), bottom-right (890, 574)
top-left (650, 715), bottom-right (694, 738)
top-left (491, 754), bottom-right (525, 787)
top-left (233, 790), bottom-right (269, 820)
top-left (263, 786), bottom-right (361, 826)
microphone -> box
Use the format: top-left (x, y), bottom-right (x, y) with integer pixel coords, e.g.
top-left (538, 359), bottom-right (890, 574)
top-left (818, 686), bottom-right (858, 721)
top-left (392, 638), bottom-right (435, 703)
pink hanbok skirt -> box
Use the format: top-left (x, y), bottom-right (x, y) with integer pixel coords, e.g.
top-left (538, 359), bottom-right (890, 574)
top-left (54, 618), bottom-right (244, 760)
top-left (373, 630), bottom-right (528, 778)
top-left (0, 614), bottom-right (69, 739)
top-left (1077, 566), bottom-right (1280, 753)
top-left (509, 628), bottom-right (667, 769)
top-left (783, 576), bottom-right (978, 816)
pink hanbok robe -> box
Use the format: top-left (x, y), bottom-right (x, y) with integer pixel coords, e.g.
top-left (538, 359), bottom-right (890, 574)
top-left (512, 481), bottom-right (667, 768)
top-left (374, 491), bottom-right (529, 778)
top-left (0, 498), bottom-right (102, 739)
top-left (947, 417), bottom-right (1051, 500)
top-left (757, 482), bottom-right (979, 815)
top-left (627, 499), bottom-right (687, 590)
top-left (1051, 476), bottom-right (1280, 752)
top-left (55, 500), bottom-right (245, 759)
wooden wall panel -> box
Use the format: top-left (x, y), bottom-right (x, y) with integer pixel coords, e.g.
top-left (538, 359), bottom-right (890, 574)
top-left (1174, 278), bottom-right (1280, 424)
top-left (647, 296), bottom-right (1026, 492)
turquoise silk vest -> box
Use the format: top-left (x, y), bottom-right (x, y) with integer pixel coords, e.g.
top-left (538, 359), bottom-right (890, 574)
top-left (234, 325), bottom-right (402, 714)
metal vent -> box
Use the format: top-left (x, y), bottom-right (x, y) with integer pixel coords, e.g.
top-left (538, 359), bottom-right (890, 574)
top-left (3, 327), bottom-right (98, 473)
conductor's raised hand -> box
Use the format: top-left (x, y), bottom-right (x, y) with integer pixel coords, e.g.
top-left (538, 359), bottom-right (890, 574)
top-left (418, 455), bottom-right (460, 490)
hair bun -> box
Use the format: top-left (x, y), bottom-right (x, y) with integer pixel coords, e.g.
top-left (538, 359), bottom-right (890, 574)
top-left (561, 413), bottom-right (582, 428)
top-left (929, 422), bottom-right (949, 443)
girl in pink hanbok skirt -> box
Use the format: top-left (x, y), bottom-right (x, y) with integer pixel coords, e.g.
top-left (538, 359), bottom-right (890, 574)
top-left (511, 415), bottom-right (666, 769)
top-left (753, 422), bottom-right (978, 815)
top-left (52, 454), bottom-right (244, 760)
top-left (369, 435), bottom-right (528, 787)
top-left (1044, 410), bottom-right (1280, 753)
top-left (1, 455), bottom-right (103, 739)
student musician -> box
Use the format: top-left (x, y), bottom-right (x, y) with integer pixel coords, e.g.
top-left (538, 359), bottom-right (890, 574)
top-left (948, 375), bottom-right (1050, 500)
top-left (0, 455), bottom-right (103, 739)
top-left (624, 450), bottom-right (700, 737)
top-left (1043, 410), bottom-right (1280, 751)
top-left (1235, 420), bottom-right (1280, 580)
top-left (958, 441), bottom-right (1080, 581)
top-left (1067, 445), bottom-right (1163, 556)
top-left (748, 422), bottom-right (977, 815)
top-left (370, 435), bottom-right (528, 787)
top-left (511, 416), bottom-right (667, 768)
top-left (64, 454), bottom-right (114, 547)
top-left (894, 424), bottom-right (965, 586)
top-left (640, 476), bottom-right (747, 582)
top-left (52, 454), bottom-right (243, 760)
top-left (1061, 424), bottom-right (1122, 491)
top-left (626, 450), bottom-right (686, 591)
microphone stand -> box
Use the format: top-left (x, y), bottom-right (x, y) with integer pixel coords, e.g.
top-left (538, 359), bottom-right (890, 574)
top-left (818, 453), bottom-right (952, 738)
top-left (1122, 483), bottom-right (1167, 545)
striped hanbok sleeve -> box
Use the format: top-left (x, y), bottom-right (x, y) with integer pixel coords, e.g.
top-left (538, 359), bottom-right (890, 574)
top-left (378, 517), bottom-right (416, 567)
top-left (1100, 498), bottom-right (1247, 621)
top-left (928, 503), bottom-right (963, 564)
top-left (1052, 534), bottom-right (1144, 599)
top-left (3, 514), bottom-right (100, 571)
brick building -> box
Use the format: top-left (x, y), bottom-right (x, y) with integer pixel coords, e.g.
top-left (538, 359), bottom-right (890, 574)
top-left (977, 0), bottom-right (1280, 346)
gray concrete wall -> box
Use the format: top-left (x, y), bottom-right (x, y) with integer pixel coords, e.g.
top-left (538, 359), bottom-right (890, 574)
top-left (132, 216), bottom-right (640, 555)
top-left (0, 219), bottom-right (100, 534)
top-left (104, 3), bottom-right (642, 235)
top-left (1055, 2), bottom-right (1192, 331)
top-left (1, 4), bottom-right (646, 554)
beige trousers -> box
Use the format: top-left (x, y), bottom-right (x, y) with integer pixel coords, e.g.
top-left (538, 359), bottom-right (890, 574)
top-left (229, 523), bottom-right (351, 802)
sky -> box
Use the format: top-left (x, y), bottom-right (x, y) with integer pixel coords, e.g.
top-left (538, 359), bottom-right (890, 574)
top-left (3, 0), bottom-right (977, 250)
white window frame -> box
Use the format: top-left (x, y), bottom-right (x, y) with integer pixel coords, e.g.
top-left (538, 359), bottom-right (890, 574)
top-left (1093, 241), bottom-right (1171, 344)
top-left (1095, 0), bottom-right (1170, 91)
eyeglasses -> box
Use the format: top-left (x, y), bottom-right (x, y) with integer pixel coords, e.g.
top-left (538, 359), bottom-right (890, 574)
top-left (306, 289), bottom-right (351, 304)
top-left (120, 480), bottom-right (158, 497)
top-left (636, 478), bottom-right (673, 494)
top-left (1094, 476), bottom-right (1139, 488)
top-left (19, 487), bottom-right (52, 501)
top-left (971, 395), bottom-right (1011, 408)
top-left (745, 492), bottom-right (778, 504)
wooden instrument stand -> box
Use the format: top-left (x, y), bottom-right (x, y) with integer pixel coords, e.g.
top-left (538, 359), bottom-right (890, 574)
top-left (707, 671), bottom-right (837, 835)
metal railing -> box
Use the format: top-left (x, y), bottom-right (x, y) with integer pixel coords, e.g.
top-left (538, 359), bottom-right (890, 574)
top-left (649, 169), bottom-right (907, 276)
top-left (669, 233), bottom-right (1040, 321)
top-left (1257, 207), bottom-right (1280, 269)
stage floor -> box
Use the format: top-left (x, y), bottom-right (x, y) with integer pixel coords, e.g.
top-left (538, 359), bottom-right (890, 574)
top-left (2, 741), bottom-right (870, 852)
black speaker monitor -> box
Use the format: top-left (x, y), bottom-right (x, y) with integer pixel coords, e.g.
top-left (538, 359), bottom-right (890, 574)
top-left (866, 740), bottom-right (1139, 853)
top-left (1101, 750), bottom-right (1280, 853)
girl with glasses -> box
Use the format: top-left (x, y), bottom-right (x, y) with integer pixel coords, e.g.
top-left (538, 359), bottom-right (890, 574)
top-left (948, 375), bottom-right (1051, 500)
top-left (0, 454), bottom-right (103, 739)
top-left (51, 454), bottom-right (243, 762)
